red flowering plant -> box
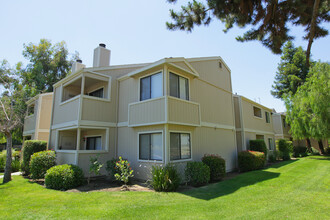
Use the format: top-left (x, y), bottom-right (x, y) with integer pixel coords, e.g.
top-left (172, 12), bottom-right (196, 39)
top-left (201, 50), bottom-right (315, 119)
top-left (114, 156), bottom-right (134, 185)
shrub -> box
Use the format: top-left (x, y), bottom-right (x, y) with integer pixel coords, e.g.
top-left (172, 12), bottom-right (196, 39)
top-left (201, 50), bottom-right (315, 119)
top-left (185, 162), bottom-right (210, 186)
top-left (45, 164), bottom-right (85, 190)
top-left (0, 149), bottom-right (21, 172)
top-left (151, 164), bottom-right (180, 192)
top-left (268, 152), bottom-right (276, 163)
top-left (106, 158), bottom-right (119, 180)
top-left (30, 151), bottom-right (56, 179)
top-left (249, 140), bottom-right (268, 158)
top-left (238, 151), bottom-right (265, 172)
top-left (114, 156), bottom-right (134, 185)
top-left (325, 147), bottom-right (330, 155)
top-left (88, 155), bottom-right (103, 184)
top-left (201, 154), bottom-right (226, 181)
top-left (0, 151), bottom-right (5, 172)
top-left (11, 160), bottom-right (21, 172)
top-left (293, 146), bottom-right (308, 158)
top-left (21, 140), bottom-right (47, 174)
top-left (277, 139), bottom-right (292, 160)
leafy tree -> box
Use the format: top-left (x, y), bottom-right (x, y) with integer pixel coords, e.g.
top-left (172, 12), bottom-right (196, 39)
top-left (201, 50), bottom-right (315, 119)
top-left (271, 41), bottom-right (310, 99)
top-left (0, 60), bottom-right (27, 183)
top-left (285, 62), bottom-right (330, 154)
top-left (21, 39), bottom-right (79, 93)
top-left (166, 0), bottom-right (329, 64)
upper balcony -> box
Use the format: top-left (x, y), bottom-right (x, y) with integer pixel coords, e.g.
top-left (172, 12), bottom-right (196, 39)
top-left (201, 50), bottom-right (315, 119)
top-left (52, 71), bottom-right (114, 127)
top-left (23, 114), bottom-right (36, 134)
top-left (128, 96), bottom-right (200, 127)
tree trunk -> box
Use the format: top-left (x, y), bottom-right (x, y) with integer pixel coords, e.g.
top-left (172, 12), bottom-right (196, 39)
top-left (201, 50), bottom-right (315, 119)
top-left (3, 132), bottom-right (12, 184)
top-left (306, 138), bottom-right (312, 152)
top-left (318, 140), bottom-right (325, 155)
top-left (306, 0), bottom-right (320, 67)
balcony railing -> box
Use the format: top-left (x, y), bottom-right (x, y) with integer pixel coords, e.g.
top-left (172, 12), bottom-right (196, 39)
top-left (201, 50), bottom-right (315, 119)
top-left (23, 114), bottom-right (36, 132)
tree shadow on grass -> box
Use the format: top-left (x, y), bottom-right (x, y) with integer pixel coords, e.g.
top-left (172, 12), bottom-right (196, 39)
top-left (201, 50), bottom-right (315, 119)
top-left (268, 159), bottom-right (298, 169)
top-left (181, 170), bottom-right (280, 201)
top-left (306, 156), bottom-right (330, 161)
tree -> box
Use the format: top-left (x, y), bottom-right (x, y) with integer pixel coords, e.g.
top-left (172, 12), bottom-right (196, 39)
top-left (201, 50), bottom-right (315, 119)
top-left (0, 60), bottom-right (27, 183)
top-left (21, 39), bottom-right (79, 93)
top-left (285, 62), bottom-right (330, 154)
top-left (166, 0), bottom-right (329, 64)
top-left (271, 41), bottom-right (310, 99)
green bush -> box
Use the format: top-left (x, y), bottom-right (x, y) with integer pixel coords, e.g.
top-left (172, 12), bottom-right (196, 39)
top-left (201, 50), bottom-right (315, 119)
top-left (45, 164), bottom-right (85, 190)
top-left (268, 152), bottom-right (277, 163)
top-left (105, 158), bottom-right (119, 180)
top-left (325, 147), bottom-right (330, 155)
top-left (114, 157), bottom-right (133, 185)
top-left (30, 151), bottom-right (56, 179)
top-left (293, 146), bottom-right (308, 158)
top-left (0, 149), bottom-right (21, 172)
top-left (21, 140), bottom-right (47, 174)
top-left (249, 140), bottom-right (268, 158)
top-left (151, 164), bottom-right (180, 192)
top-left (201, 154), bottom-right (226, 181)
top-left (238, 151), bottom-right (265, 172)
top-left (277, 139), bottom-right (292, 160)
top-left (185, 162), bottom-right (210, 186)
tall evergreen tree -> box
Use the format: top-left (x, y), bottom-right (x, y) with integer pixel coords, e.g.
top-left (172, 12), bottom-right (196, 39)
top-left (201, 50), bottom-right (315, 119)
top-left (166, 0), bottom-right (329, 63)
top-left (21, 39), bottom-right (79, 93)
top-left (271, 41), bottom-right (310, 99)
top-left (285, 62), bottom-right (330, 154)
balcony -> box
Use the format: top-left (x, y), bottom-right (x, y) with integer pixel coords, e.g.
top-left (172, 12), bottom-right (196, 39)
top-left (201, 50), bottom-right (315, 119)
top-left (128, 96), bottom-right (200, 127)
top-left (23, 114), bottom-right (36, 133)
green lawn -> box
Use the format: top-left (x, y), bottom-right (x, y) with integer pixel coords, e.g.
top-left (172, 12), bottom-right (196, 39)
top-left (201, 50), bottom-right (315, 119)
top-left (1, 156), bottom-right (329, 219)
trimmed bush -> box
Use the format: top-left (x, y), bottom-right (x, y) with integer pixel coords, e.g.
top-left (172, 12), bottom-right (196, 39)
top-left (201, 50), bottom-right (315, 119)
top-left (45, 164), bottom-right (85, 190)
top-left (21, 140), bottom-right (47, 174)
top-left (293, 146), bottom-right (308, 158)
top-left (277, 139), bottom-right (292, 160)
top-left (30, 151), bottom-right (56, 179)
top-left (238, 151), bottom-right (265, 172)
top-left (151, 164), bottom-right (180, 192)
top-left (202, 154), bottom-right (226, 181)
top-left (268, 151), bottom-right (277, 163)
top-left (185, 162), bottom-right (210, 186)
top-left (249, 139), bottom-right (268, 158)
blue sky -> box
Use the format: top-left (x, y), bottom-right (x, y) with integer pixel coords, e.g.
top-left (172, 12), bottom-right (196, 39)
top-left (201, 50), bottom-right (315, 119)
top-left (1, 0), bottom-right (329, 112)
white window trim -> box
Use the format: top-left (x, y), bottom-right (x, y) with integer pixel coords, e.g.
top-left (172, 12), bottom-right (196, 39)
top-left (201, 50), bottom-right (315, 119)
top-left (253, 106), bottom-right (263, 119)
top-left (138, 70), bottom-right (164, 102)
top-left (83, 135), bottom-right (103, 151)
top-left (168, 70), bottom-right (191, 101)
top-left (137, 130), bottom-right (164, 163)
top-left (169, 130), bottom-right (193, 163)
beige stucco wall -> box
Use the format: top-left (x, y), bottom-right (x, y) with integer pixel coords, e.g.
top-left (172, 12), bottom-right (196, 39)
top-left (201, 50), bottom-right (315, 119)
top-left (240, 98), bottom-right (274, 133)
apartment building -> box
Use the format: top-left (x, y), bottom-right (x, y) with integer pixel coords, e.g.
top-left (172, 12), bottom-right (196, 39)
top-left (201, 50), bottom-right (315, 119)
top-left (23, 93), bottom-right (53, 141)
top-left (47, 44), bottom-right (238, 180)
top-left (234, 95), bottom-right (275, 153)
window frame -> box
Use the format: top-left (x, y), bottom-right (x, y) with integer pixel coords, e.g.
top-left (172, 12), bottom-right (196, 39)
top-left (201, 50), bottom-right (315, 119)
top-left (265, 111), bottom-right (270, 123)
top-left (282, 118), bottom-right (286, 128)
top-left (84, 135), bottom-right (103, 151)
top-left (253, 106), bottom-right (263, 119)
top-left (169, 71), bottom-right (190, 101)
top-left (169, 131), bottom-right (192, 162)
top-left (268, 138), bottom-right (274, 150)
top-left (139, 71), bottom-right (163, 101)
top-left (137, 130), bottom-right (164, 163)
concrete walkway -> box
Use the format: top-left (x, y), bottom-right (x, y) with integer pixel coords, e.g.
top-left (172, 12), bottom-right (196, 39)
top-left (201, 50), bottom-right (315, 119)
top-left (0, 172), bottom-right (21, 178)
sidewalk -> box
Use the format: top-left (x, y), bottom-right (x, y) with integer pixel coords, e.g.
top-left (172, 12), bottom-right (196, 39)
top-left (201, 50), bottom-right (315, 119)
top-left (0, 172), bottom-right (21, 178)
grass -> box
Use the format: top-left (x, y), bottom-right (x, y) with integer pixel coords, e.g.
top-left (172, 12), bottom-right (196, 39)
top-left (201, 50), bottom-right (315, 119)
top-left (1, 156), bottom-right (329, 219)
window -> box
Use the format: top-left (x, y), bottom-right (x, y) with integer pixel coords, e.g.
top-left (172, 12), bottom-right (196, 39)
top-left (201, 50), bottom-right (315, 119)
top-left (170, 133), bottom-right (191, 161)
top-left (88, 88), bottom-right (104, 98)
top-left (140, 72), bottom-right (162, 101)
top-left (86, 136), bottom-right (102, 150)
top-left (139, 133), bottom-right (162, 161)
top-left (268, 138), bottom-right (274, 150)
top-left (169, 72), bottom-right (189, 100)
top-left (265, 112), bottom-right (270, 123)
top-left (283, 118), bottom-right (286, 128)
top-left (253, 106), bottom-right (262, 118)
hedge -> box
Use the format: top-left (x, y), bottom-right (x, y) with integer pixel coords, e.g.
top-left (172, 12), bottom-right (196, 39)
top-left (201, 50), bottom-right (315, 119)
top-left (249, 139), bottom-right (268, 158)
top-left (185, 162), bottom-right (210, 186)
top-left (202, 154), bottom-right (226, 181)
top-left (21, 140), bottom-right (47, 174)
top-left (45, 164), bottom-right (85, 190)
top-left (277, 139), bottom-right (292, 160)
top-left (30, 150), bottom-right (56, 179)
top-left (238, 151), bottom-right (265, 172)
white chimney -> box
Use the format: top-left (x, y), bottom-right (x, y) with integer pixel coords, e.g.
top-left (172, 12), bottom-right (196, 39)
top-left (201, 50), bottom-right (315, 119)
top-left (71, 59), bottom-right (85, 73)
top-left (93, 43), bottom-right (111, 67)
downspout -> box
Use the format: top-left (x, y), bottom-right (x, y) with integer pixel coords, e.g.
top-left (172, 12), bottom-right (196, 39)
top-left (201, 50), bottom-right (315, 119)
top-left (115, 79), bottom-right (119, 158)
top-left (48, 89), bottom-right (57, 150)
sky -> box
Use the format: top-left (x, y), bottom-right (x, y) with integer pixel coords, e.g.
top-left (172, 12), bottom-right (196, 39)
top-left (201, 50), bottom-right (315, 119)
top-left (1, 0), bottom-right (329, 112)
